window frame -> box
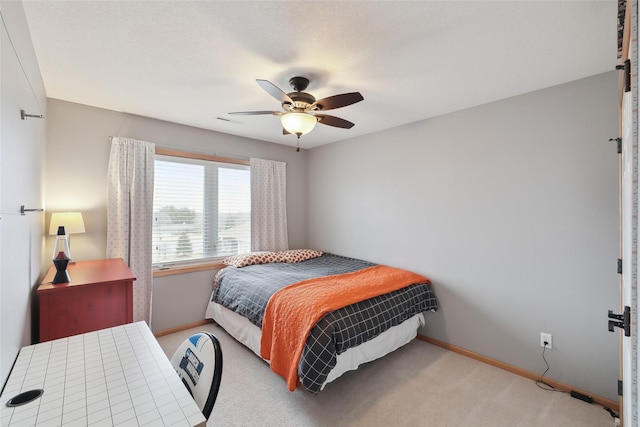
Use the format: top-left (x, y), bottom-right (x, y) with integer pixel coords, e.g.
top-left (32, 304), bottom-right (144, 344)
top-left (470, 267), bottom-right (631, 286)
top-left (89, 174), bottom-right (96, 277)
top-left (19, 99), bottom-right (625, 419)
top-left (152, 148), bottom-right (250, 275)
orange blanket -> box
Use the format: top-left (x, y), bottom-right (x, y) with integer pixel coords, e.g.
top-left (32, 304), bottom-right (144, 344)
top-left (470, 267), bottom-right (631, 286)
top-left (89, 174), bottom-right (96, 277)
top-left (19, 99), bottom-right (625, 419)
top-left (259, 264), bottom-right (430, 391)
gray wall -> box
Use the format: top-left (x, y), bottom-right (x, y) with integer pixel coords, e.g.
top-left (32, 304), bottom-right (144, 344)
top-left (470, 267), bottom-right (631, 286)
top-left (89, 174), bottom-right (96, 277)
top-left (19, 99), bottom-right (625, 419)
top-left (0, 1), bottom-right (46, 384)
top-left (307, 72), bottom-right (620, 401)
top-left (152, 270), bottom-right (218, 331)
top-left (43, 99), bottom-right (309, 332)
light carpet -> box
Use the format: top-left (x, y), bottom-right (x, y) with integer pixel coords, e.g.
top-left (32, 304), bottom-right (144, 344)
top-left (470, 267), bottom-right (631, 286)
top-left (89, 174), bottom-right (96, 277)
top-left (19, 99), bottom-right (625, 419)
top-left (157, 323), bottom-right (615, 427)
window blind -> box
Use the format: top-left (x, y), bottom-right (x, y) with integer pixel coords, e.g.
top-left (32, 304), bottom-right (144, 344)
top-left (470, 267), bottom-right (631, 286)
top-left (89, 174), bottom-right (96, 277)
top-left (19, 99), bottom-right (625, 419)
top-left (152, 154), bottom-right (250, 265)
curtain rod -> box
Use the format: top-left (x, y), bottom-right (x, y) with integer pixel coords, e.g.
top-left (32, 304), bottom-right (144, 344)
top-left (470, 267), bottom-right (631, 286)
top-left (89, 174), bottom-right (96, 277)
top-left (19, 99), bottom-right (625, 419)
top-left (108, 136), bottom-right (250, 162)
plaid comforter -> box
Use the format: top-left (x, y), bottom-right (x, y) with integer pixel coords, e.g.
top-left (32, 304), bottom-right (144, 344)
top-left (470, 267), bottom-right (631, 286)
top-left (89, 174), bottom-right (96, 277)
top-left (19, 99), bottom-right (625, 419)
top-left (210, 253), bottom-right (438, 393)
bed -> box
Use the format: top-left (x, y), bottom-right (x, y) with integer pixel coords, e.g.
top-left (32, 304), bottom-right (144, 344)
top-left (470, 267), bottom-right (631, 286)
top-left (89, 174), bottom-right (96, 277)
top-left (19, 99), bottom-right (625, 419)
top-left (205, 251), bottom-right (438, 393)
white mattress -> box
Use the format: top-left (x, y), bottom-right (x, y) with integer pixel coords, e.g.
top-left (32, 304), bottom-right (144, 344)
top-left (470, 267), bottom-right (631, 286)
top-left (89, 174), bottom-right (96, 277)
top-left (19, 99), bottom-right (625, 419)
top-left (205, 301), bottom-right (424, 390)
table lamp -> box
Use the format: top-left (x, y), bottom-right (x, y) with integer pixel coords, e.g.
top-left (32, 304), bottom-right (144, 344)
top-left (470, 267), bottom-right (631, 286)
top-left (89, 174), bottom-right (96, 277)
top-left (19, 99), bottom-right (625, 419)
top-left (51, 226), bottom-right (71, 283)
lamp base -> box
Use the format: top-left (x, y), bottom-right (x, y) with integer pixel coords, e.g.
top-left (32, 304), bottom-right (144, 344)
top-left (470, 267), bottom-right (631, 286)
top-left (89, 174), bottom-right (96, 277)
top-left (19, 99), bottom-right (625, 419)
top-left (52, 259), bottom-right (70, 284)
top-left (52, 271), bottom-right (70, 284)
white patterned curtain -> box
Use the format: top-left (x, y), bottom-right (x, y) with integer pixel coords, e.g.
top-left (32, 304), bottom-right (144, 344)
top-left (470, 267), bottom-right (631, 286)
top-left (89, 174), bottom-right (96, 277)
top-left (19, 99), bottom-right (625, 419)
top-left (106, 137), bottom-right (155, 323)
top-left (250, 158), bottom-right (289, 252)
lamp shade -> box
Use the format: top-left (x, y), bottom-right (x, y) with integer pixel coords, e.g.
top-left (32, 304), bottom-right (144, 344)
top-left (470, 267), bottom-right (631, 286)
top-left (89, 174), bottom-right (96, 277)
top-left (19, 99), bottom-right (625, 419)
top-left (280, 112), bottom-right (317, 136)
top-left (49, 212), bottom-right (85, 235)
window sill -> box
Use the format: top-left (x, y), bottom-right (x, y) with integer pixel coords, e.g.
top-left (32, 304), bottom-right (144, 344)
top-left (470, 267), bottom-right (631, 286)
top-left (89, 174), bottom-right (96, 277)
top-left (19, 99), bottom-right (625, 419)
top-left (153, 261), bottom-right (224, 277)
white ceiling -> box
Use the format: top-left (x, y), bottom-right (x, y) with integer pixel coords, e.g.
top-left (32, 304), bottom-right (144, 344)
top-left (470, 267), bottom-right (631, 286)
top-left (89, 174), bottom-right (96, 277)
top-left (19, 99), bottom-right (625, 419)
top-left (22, 1), bottom-right (618, 150)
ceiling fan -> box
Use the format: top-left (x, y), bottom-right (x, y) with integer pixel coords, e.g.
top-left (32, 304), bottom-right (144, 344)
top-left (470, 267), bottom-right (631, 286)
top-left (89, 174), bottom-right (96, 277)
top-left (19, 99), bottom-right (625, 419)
top-left (229, 77), bottom-right (364, 151)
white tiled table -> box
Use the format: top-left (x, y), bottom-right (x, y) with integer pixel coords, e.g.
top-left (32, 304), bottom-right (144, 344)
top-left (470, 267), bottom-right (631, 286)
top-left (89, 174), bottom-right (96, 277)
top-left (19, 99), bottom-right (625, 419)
top-left (1, 322), bottom-right (206, 427)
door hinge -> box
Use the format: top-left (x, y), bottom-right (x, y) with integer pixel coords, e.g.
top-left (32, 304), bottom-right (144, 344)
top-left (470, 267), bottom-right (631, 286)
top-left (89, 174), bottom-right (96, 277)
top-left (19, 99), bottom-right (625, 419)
top-left (618, 258), bottom-right (623, 274)
top-left (609, 137), bottom-right (622, 153)
top-left (625, 59), bottom-right (631, 93)
top-left (616, 60), bottom-right (632, 92)
top-left (608, 306), bottom-right (631, 337)
top-left (618, 380), bottom-right (623, 396)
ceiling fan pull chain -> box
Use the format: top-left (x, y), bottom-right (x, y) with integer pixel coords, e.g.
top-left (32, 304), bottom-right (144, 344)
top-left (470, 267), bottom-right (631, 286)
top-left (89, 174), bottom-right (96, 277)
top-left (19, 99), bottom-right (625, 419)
top-left (296, 136), bottom-right (301, 152)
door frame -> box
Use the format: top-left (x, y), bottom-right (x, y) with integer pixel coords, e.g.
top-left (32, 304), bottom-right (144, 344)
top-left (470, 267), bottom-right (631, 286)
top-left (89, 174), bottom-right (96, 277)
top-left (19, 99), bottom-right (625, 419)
top-left (619, 1), bottom-right (637, 425)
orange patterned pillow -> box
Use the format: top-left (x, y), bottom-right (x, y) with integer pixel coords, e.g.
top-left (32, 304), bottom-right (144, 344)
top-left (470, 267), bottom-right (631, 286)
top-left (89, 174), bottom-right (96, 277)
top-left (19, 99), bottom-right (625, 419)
top-left (222, 251), bottom-right (284, 268)
top-left (279, 249), bottom-right (324, 263)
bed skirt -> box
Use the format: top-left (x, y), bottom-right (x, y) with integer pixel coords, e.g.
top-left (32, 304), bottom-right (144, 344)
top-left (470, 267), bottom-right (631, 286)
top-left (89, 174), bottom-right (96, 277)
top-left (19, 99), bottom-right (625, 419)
top-left (205, 301), bottom-right (424, 391)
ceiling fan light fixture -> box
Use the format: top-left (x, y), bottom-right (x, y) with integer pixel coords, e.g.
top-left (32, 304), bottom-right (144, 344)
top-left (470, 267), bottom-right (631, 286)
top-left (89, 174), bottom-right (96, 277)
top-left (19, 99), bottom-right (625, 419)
top-left (281, 112), bottom-right (317, 136)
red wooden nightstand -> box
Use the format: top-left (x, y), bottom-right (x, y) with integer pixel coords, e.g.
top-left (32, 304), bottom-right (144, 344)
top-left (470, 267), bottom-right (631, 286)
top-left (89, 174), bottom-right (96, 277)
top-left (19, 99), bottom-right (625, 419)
top-left (38, 258), bottom-right (136, 342)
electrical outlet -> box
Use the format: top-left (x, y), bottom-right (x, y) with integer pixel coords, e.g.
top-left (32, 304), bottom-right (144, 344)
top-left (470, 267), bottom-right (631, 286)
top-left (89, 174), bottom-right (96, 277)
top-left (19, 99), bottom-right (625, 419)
top-left (540, 332), bottom-right (552, 349)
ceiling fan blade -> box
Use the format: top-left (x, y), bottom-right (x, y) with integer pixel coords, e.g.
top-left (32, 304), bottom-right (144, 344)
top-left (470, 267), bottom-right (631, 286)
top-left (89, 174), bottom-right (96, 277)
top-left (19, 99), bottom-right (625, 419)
top-left (315, 114), bottom-right (355, 129)
top-left (282, 128), bottom-right (291, 135)
top-left (228, 111), bottom-right (281, 115)
top-left (256, 79), bottom-right (293, 104)
top-left (311, 92), bottom-right (364, 111)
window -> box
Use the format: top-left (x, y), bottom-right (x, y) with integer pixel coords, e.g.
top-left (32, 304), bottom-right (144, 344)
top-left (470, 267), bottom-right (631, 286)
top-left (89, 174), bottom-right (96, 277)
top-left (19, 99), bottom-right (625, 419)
top-left (152, 151), bottom-right (250, 266)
